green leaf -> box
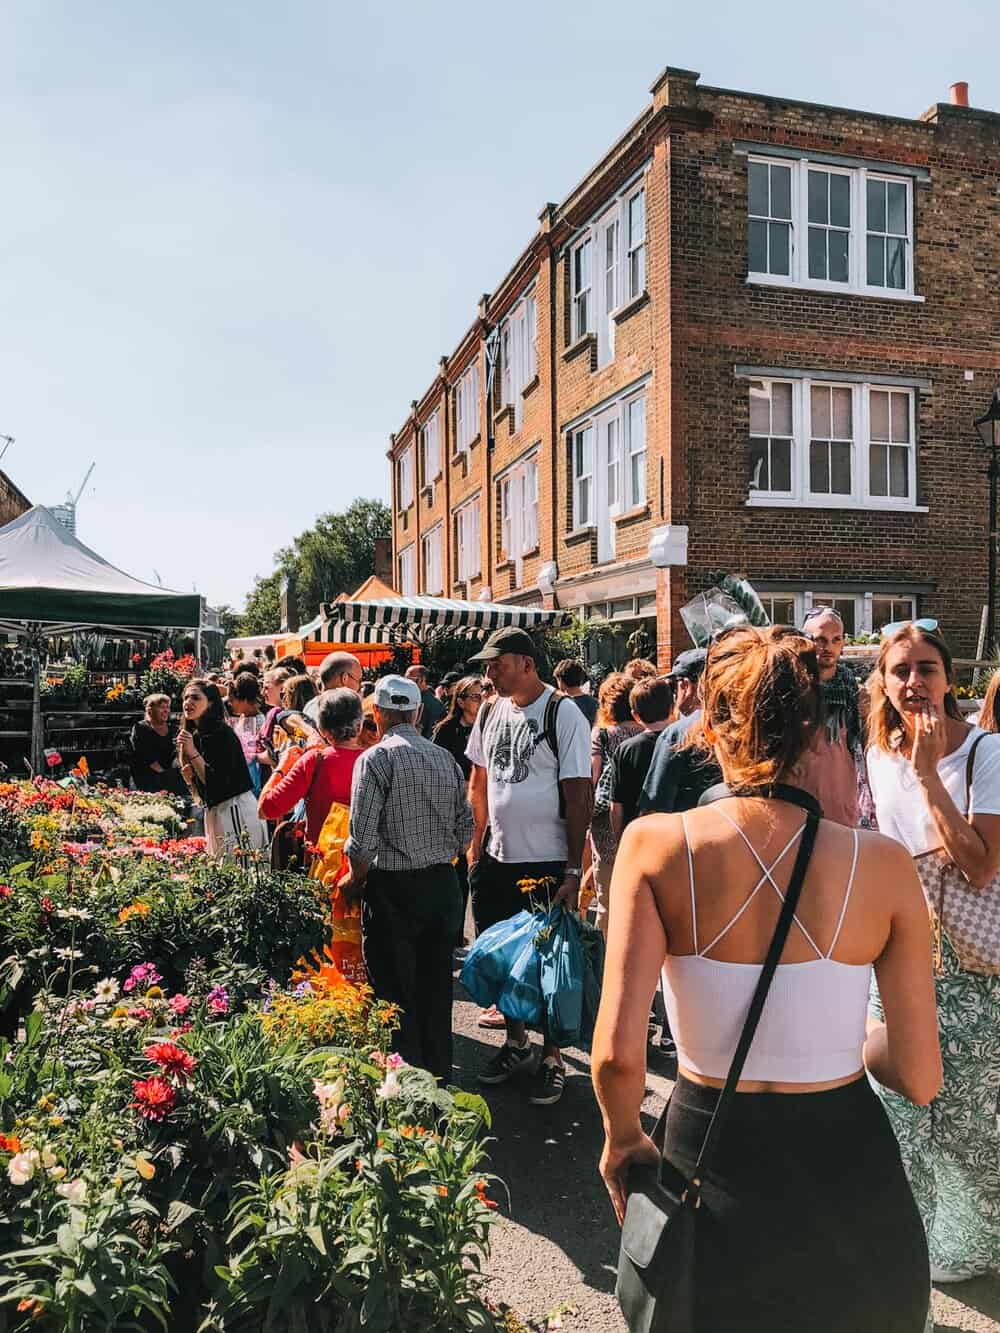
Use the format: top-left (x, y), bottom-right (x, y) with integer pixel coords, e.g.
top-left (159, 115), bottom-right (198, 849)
top-left (8, 862), bottom-right (32, 876)
top-left (164, 1200), bottom-right (199, 1232)
top-left (305, 1225), bottom-right (326, 1256)
top-left (452, 1092), bottom-right (492, 1128)
top-left (72, 1275), bottom-right (97, 1298)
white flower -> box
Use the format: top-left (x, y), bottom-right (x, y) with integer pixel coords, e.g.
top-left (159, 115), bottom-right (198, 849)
top-left (41, 1147), bottom-right (57, 1169)
top-left (53, 948), bottom-right (83, 962)
top-left (8, 1149), bottom-right (40, 1186)
top-left (93, 978), bottom-right (120, 1004)
top-left (56, 1179), bottom-right (87, 1205)
top-left (56, 907), bottom-right (90, 921)
top-left (376, 1070), bottom-right (402, 1100)
top-left (313, 1078), bottom-right (344, 1109)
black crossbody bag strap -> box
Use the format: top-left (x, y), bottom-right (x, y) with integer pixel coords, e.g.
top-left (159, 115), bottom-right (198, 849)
top-left (685, 809), bottom-right (820, 1197)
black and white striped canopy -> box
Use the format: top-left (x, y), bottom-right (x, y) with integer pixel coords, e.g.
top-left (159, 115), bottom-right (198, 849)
top-left (318, 596), bottom-right (573, 644)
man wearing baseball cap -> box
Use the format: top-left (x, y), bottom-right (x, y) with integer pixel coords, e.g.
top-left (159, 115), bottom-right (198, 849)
top-left (465, 627), bottom-right (593, 1106)
top-left (344, 674), bottom-right (473, 1083)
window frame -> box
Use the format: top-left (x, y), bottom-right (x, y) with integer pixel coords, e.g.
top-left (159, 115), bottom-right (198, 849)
top-left (421, 524), bottom-right (443, 596)
top-left (625, 185), bottom-right (647, 302)
top-left (747, 154), bottom-right (917, 300)
top-left (455, 361), bottom-right (480, 455)
top-left (396, 447), bottom-right (414, 512)
top-left (571, 425), bottom-right (594, 530)
top-left (398, 543), bottom-right (415, 597)
top-left (455, 496), bottom-right (481, 582)
top-left (747, 376), bottom-right (920, 512)
top-left (760, 591), bottom-right (916, 635)
top-left (500, 291), bottom-right (537, 432)
top-left (571, 238), bottom-right (592, 342)
top-left (419, 411), bottom-right (441, 490)
top-left (625, 393), bottom-right (647, 508)
top-left (496, 450), bottom-right (540, 587)
top-left (569, 386), bottom-right (648, 533)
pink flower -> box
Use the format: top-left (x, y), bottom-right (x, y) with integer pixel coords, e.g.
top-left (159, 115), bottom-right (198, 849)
top-left (385, 1053), bottom-right (405, 1072)
top-left (168, 994), bottom-right (192, 1016)
top-left (206, 986), bottom-right (229, 1015)
top-left (123, 963), bottom-right (162, 995)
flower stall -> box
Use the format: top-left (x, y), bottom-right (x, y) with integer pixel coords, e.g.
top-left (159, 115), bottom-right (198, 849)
top-left (0, 779), bottom-right (502, 1332)
top-left (0, 507), bottom-right (202, 777)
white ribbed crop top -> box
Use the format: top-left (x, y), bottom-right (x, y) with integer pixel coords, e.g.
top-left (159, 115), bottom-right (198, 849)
top-left (661, 809), bottom-right (871, 1084)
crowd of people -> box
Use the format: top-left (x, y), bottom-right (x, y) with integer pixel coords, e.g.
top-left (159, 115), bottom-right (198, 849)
top-left (125, 613), bottom-right (1000, 1331)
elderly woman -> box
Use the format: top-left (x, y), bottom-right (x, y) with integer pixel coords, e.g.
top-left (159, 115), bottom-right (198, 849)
top-left (129, 693), bottom-right (187, 796)
top-left (258, 688), bottom-right (366, 844)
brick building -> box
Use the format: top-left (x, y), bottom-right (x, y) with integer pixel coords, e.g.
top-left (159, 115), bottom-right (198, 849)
top-left (388, 67), bottom-right (1000, 666)
top-left (0, 471), bottom-right (30, 528)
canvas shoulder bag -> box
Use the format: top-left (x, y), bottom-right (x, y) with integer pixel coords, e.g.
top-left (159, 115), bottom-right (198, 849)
top-left (914, 733), bottom-right (1000, 975)
top-left (616, 791), bottom-right (820, 1333)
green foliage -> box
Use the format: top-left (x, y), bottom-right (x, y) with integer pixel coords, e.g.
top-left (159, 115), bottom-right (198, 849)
top-left (239, 499), bottom-right (391, 636)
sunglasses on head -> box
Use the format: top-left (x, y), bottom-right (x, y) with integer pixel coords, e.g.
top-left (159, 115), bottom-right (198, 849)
top-left (881, 617), bottom-right (939, 639)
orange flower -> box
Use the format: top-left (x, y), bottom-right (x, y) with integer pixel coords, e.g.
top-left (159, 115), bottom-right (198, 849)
top-left (117, 901), bottom-right (151, 924)
top-left (0, 1133), bottom-right (21, 1153)
top-left (436, 1185), bottom-right (448, 1198)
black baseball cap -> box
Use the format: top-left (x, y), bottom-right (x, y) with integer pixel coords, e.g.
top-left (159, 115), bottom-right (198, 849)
top-left (668, 648), bottom-right (707, 681)
top-left (468, 627), bottom-right (540, 664)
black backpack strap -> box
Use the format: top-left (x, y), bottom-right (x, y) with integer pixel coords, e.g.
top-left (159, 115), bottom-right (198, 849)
top-left (541, 691), bottom-right (567, 819)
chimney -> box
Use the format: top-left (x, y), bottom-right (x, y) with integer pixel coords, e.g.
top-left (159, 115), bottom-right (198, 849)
top-left (950, 81), bottom-right (969, 107)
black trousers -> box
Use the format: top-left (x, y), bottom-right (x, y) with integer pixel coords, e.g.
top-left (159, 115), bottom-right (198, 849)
top-left (362, 864), bottom-right (463, 1084)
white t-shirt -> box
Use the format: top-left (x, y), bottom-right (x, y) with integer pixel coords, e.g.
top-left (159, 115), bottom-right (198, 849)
top-left (866, 726), bottom-right (1000, 856)
top-left (465, 684), bottom-right (592, 863)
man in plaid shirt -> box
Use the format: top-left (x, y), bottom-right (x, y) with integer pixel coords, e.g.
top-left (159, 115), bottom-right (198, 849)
top-left (344, 674), bottom-right (472, 1082)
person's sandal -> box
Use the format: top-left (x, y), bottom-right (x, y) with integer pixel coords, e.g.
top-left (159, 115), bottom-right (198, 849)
top-left (477, 1005), bottom-right (506, 1029)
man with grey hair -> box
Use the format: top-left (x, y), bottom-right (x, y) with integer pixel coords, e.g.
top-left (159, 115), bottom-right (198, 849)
top-left (795, 606), bottom-right (864, 827)
top-left (304, 651), bottom-right (363, 724)
top-left (405, 663), bottom-right (445, 738)
top-left (344, 674), bottom-right (472, 1082)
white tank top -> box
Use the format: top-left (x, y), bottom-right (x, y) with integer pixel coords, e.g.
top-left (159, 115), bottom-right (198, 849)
top-left (661, 809), bottom-right (871, 1084)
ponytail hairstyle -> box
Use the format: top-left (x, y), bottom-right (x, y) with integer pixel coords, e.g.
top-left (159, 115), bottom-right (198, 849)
top-left (701, 626), bottom-right (822, 788)
top-left (867, 623), bottom-right (963, 753)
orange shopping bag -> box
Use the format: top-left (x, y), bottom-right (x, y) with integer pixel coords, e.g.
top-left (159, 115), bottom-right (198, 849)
top-left (308, 801), bottom-right (366, 987)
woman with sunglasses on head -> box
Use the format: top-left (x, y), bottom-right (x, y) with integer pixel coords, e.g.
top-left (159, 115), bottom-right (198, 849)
top-left (594, 625), bottom-right (940, 1333)
top-left (867, 620), bottom-right (1000, 1290)
top-left (177, 678), bottom-right (268, 860)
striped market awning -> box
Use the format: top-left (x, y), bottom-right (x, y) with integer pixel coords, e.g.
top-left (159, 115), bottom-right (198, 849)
top-left (318, 596), bottom-right (573, 644)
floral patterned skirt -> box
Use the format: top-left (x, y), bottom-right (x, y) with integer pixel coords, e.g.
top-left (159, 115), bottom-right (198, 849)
top-left (870, 932), bottom-right (1000, 1276)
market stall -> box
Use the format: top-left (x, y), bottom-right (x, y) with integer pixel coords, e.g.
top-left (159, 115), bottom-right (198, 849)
top-left (317, 593), bottom-right (574, 643)
top-left (0, 506), bottom-right (201, 773)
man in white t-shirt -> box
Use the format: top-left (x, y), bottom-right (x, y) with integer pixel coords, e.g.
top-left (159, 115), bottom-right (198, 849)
top-left (465, 627), bottom-right (592, 1106)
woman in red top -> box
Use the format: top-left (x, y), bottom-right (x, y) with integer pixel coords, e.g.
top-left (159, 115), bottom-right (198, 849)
top-left (258, 689), bottom-right (364, 843)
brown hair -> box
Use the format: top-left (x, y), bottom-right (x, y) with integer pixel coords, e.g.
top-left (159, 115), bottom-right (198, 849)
top-left (281, 673), bottom-right (317, 713)
top-left (597, 671), bottom-right (635, 727)
top-left (701, 626), bottom-right (822, 788)
top-left (867, 624), bottom-right (964, 752)
top-left (981, 672), bottom-right (1000, 734)
top-left (629, 676), bottom-right (674, 724)
top-left (624, 657), bottom-right (657, 681)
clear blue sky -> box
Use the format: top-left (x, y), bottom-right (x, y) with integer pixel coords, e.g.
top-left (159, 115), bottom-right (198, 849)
top-left (0, 0), bottom-right (992, 609)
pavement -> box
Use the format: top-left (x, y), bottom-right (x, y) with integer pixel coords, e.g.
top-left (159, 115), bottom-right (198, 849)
top-left (450, 968), bottom-right (1000, 1333)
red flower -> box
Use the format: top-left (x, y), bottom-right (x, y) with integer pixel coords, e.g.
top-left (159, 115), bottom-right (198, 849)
top-left (0, 885), bottom-right (11, 899)
top-left (131, 654), bottom-right (142, 666)
top-left (131, 1076), bottom-right (177, 1122)
top-left (40, 896), bottom-right (54, 915)
top-left (144, 1041), bottom-right (196, 1080)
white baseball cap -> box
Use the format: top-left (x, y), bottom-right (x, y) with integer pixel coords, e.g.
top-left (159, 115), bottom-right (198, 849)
top-left (373, 674), bottom-right (421, 712)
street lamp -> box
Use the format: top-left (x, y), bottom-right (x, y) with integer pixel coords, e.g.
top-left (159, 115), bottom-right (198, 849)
top-left (975, 387), bottom-right (1000, 653)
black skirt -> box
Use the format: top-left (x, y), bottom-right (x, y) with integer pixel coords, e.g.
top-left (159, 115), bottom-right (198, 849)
top-left (662, 1074), bottom-right (929, 1332)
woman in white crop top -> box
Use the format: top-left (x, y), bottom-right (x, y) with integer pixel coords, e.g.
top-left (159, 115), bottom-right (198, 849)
top-left (866, 623), bottom-right (1000, 1289)
top-left (593, 625), bottom-right (941, 1333)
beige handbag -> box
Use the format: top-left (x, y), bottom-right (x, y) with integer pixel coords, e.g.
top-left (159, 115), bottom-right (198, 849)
top-left (914, 735), bottom-right (1000, 975)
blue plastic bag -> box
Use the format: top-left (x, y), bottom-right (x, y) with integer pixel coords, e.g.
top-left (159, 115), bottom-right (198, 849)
top-left (459, 910), bottom-right (538, 1010)
top-left (538, 908), bottom-right (586, 1048)
top-left (497, 929), bottom-right (545, 1024)
top-left (577, 916), bottom-right (606, 1045)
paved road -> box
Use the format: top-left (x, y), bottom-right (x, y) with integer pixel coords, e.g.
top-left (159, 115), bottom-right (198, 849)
top-left (451, 975), bottom-right (1000, 1333)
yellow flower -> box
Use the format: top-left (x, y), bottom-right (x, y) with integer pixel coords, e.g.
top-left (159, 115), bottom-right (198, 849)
top-left (134, 1153), bottom-right (155, 1181)
top-left (145, 986), bottom-right (164, 1000)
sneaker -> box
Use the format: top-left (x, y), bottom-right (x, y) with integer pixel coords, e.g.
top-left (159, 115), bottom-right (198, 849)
top-left (529, 1057), bottom-right (566, 1106)
top-left (478, 1041), bottom-right (535, 1085)
top-left (658, 1035), bottom-right (678, 1060)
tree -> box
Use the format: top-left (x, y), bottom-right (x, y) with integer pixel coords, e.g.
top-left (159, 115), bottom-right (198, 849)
top-left (237, 500), bottom-right (390, 636)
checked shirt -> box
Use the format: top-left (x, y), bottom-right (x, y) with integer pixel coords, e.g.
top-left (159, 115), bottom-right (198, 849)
top-left (345, 723), bottom-right (473, 872)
